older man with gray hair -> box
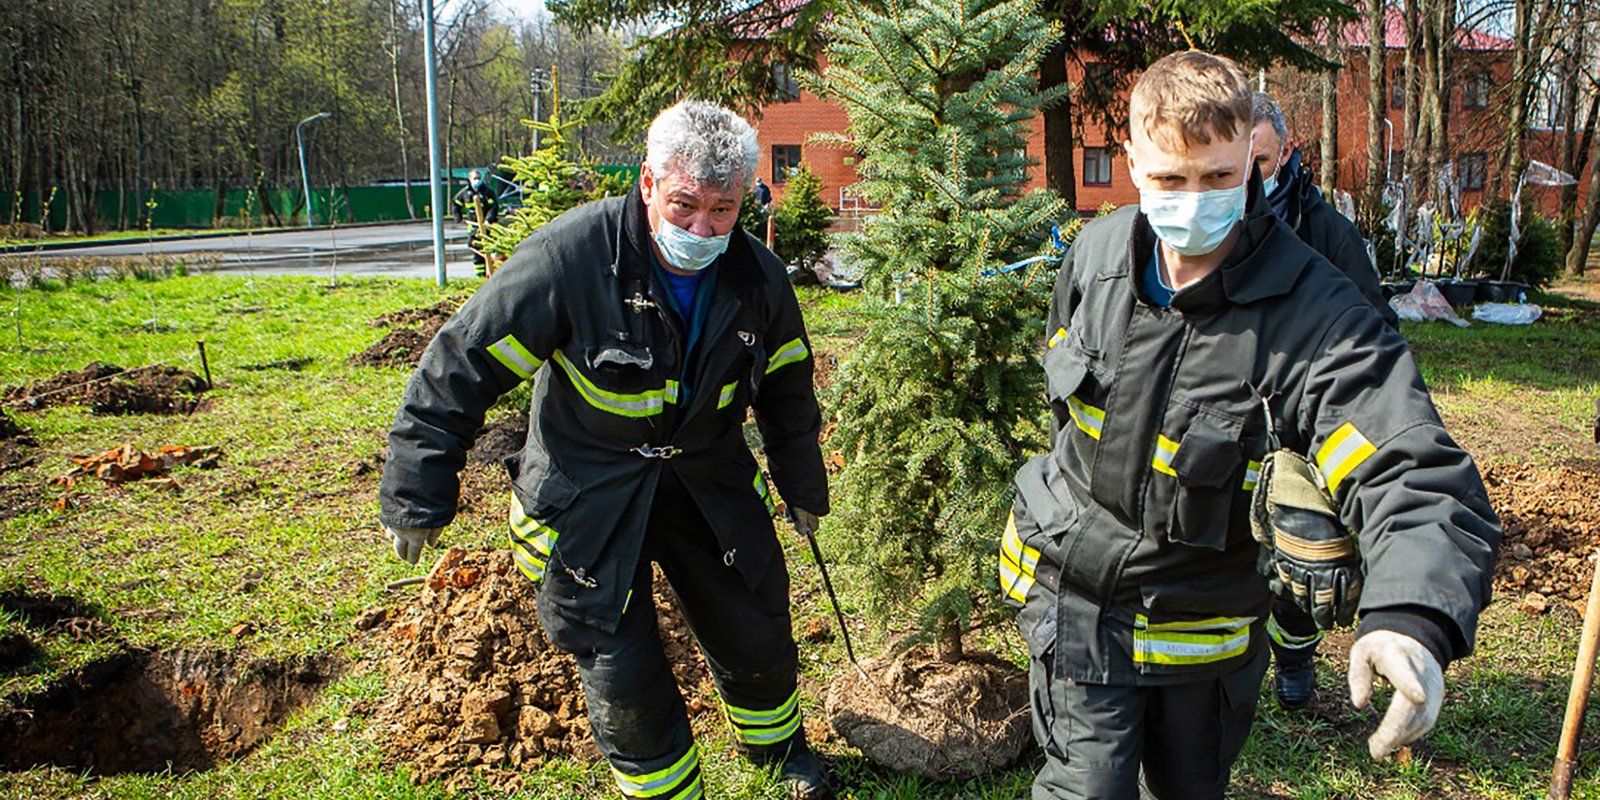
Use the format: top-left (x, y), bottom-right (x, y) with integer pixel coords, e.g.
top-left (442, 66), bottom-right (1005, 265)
top-left (379, 100), bottom-right (832, 798)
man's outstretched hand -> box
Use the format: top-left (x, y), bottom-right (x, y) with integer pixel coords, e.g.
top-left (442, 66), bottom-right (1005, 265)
top-left (1348, 630), bottom-right (1444, 760)
top-left (386, 525), bottom-right (442, 565)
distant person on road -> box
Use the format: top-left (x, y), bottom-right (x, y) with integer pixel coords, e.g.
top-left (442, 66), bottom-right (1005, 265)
top-left (453, 168), bottom-right (500, 277)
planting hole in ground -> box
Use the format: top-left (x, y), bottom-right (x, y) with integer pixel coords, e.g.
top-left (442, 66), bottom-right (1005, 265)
top-left (4, 362), bottom-right (209, 415)
top-left (0, 648), bottom-right (333, 775)
top-left (350, 298), bottom-right (463, 369)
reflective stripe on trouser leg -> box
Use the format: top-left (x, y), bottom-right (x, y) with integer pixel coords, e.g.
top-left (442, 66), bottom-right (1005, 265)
top-left (507, 493), bottom-right (558, 583)
top-left (1266, 613), bottom-right (1323, 651)
top-left (612, 743), bottom-right (704, 799)
top-left (723, 688), bottom-right (802, 748)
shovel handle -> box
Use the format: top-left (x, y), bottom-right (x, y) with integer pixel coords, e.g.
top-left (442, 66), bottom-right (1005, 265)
top-left (1551, 553), bottom-right (1600, 800)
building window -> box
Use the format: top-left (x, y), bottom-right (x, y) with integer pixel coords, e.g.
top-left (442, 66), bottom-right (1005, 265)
top-left (772, 145), bottom-right (801, 183)
top-left (1083, 146), bottom-right (1113, 186)
top-left (1458, 153), bottom-right (1486, 191)
top-left (1462, 72), bottom-right (1490, 110)
top-left (1390, 65), bottom-right (1405, 110)
top-left (771, 64), bottom-right (801, 103)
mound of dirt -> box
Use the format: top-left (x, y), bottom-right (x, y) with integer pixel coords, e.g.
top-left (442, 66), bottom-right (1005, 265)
top-left (351, 299), bottom-right (463, 369)
top-left (0, 408), bottom-right (35, 473)
top-left (4, 362), bottom-right (208, 415)
top-left (825, 645), bottom-right (1030, 779)
top-left (374, 548), bottom-right (714, 792)
top-left (0, 648), bottom-right (332, 775)
top-left (468, 413), bottom-right (528, 466)
top-left (1488, 463), bottom-right (1600, 614)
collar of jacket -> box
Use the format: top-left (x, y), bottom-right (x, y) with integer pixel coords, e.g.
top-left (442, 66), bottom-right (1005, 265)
top-left (1134, 169), bottom-right (1313, 314)
top-left (617, 185), bottom-right (765, 295)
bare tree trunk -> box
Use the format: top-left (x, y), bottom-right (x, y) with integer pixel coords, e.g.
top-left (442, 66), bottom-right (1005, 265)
top-left (1568, 127), bottom-right (1600, 276)
top-left (1040, 37), bottom-right (1076, 211)
top-left (1421, 0), bottom-right (1444, 202)
top-left (1403, 0), bottom-right (1423, 193)
top-left (1365, 0), bottom-right (1389, 209)
top-left (1321, 22), bottom-right (1341, 192)
top-left (389, 0), bottom-right (416, 218)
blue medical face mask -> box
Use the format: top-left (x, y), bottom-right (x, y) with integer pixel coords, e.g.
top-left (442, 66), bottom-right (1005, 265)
top-left (653, 216), bottom-right (730, 272)
top-left (1138, 145), bottom-right (1253, 257)
top-left (1261, 166), bottom-right (1280, 197)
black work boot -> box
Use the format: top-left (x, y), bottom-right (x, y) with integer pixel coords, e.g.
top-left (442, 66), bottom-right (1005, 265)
top-left (779, 744), bottom-right (834, 800)
top-left (1273, 653), bottom-right (1316, 710)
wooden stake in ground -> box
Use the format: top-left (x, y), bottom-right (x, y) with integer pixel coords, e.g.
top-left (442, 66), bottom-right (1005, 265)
top-left (1551, 551), bottom-right (1600, 799)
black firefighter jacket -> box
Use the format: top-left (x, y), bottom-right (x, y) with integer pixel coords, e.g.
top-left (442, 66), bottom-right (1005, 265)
top-left (1002, 180), bottom-right (1501, 686)
top-left (1277, 157), bottom-right (1398, 328)
top-left (380, 187), bottom-right (829, 632)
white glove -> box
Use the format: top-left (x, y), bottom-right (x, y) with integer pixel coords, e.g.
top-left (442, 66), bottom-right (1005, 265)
top-left (1348, 630), bottom-right (1444, 760)
top-left (786, 507), bottom-right (820, 537)
top-left (386, 525), bottom-right (442, 565)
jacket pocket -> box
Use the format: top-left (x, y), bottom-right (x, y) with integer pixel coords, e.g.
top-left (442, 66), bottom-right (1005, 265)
top-left (1166, 413), bottom-right (1243, 551)
top-left (506, 447), bottom-right (580, 519)
top-left (1043, 341), bottom-right (1104, 443)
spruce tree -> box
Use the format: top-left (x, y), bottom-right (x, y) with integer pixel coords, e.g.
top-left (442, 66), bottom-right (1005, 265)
top-left (804, 0), bottom-right (1067, 662)
top-left (772, 163), bottom-right (834, 274)
top-left (479, 71), bottom-right (617, 259)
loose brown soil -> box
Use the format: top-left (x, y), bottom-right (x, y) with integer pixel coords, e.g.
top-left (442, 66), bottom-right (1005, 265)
top-left (0, 648), bottom-right (333, 775)
top-left (467, 412), bottom-right (528, 466)
top-left (3, 362), bottom-right (208, 415)
top-left (1486, 462), bottom-right (1600, 614)
top-left (825, 645), bottom-right (1030, 779)
top-left (0, 408), bottom-right (35, 473)
top-left (373, 548), bottom-right (716, 793)
top-left (350, 298), bottom-right (463, 369)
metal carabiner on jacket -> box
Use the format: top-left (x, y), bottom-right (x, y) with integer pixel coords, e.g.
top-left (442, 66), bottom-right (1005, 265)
top-left (625, 292), bottom-right (657, 313)
top-left (631, 444), bottom-right (681, 459)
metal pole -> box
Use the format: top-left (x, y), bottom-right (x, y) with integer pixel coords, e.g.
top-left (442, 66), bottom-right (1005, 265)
top-left (531, 69), bottom-right (544, 152)
top-left (423, 0), bottom-right (447, 288)
top-left (295, 112), bottom-right (329, 227)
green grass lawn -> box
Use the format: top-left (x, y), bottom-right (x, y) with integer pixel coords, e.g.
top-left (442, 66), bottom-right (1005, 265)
top-left (2, 227), bottom-right (263, 249)
top-left (1, 273), bottom-right (1599, 798)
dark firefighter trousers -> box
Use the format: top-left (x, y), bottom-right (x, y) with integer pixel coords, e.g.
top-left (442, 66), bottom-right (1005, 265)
top-left (1031, 645), bottom-right (1269, 800)
top-left (1267, 596), bottom-right (1324, 668)
top-left (532, 468), bottom-right (805, 800)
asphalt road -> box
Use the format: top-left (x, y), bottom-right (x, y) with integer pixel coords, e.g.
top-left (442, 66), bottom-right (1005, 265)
top-left (12, 222), bottom-right (480, 280)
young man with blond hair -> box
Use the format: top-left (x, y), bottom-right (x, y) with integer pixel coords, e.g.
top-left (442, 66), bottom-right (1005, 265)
top-left (1001, 51), bottom-right (1499, 799)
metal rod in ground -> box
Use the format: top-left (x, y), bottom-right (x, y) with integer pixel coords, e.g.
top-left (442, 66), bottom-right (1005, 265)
top-left (801, 526), bottom-right (867, 681)
top-left (1550, 551), bottom-right (1600, 800)
top-left (386, 576), bottom-right (425, 590)
top-left (196, 341), bottom-right (212, 390)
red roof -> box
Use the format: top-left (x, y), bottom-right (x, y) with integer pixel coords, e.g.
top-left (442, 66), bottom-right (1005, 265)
top-left (727, 0), bottom-right (813, 39)
top-left (1341, 6), bottom-right (1512, 51)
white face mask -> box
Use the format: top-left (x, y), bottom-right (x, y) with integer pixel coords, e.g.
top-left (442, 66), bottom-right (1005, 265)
top-left (653, 216), bottom-right (730, 272)
top-left (1138, 143), bottom-right (1253, 257)
top-left (1261, 168), bottom-right (1279, 196)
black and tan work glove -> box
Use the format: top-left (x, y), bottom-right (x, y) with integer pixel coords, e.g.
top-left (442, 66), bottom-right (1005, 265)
top-left (385, 525), bottom-right (442, 565)
top-left (1249, 448), bottom-right (1363, 629)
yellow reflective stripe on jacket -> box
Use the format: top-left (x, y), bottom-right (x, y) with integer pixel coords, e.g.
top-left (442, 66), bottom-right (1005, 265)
top-left (552, 350), bottom-right (676, 418)
top-left (1047, 327), bottom-right (1068, 348)
top-left (1316, 422), bottom-right (1376, 495)
top-left (754, 471), bottom-right (776, 515)
top-left (487, 334), bottom-right (542, 380)
top-left (1242, 460), bottom-right (1262, 492)
top-left (613, 743), bottom-right (700, 798)
top-left (998, 512), bottom-right (1040, 604)
top-left (507, 494), bottom-right (559, 583)
top-left (717, 381), bottom-right (738, 409)
top-left (1132, 614), bottom-right (1254, 666)
top-left (765, 337), bottom-right (809, 375)
top-left (1151, 434), bottom-right (1179, 477)
top-left (1065, 396), bottom-right (1105, 440)
top-left (723, 689), bottom-right (802, 745)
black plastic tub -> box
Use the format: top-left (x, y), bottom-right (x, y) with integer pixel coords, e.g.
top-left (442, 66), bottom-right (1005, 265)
top-left (1435, 279), bottom-right (1480, 308)
top-left (1381, 280), bottom-right (1416, 300)
top-left (1475, 280), bottom-right (1528, 304)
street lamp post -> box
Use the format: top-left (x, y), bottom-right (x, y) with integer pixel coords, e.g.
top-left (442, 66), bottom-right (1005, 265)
top-left (296, 112), bottom-right (331, 227)
top-left (423, 0), bottom-right (447, 287)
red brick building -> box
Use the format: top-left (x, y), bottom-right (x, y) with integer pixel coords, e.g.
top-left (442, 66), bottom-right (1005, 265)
top-left (751, 8), bottom-right (1590, 219)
